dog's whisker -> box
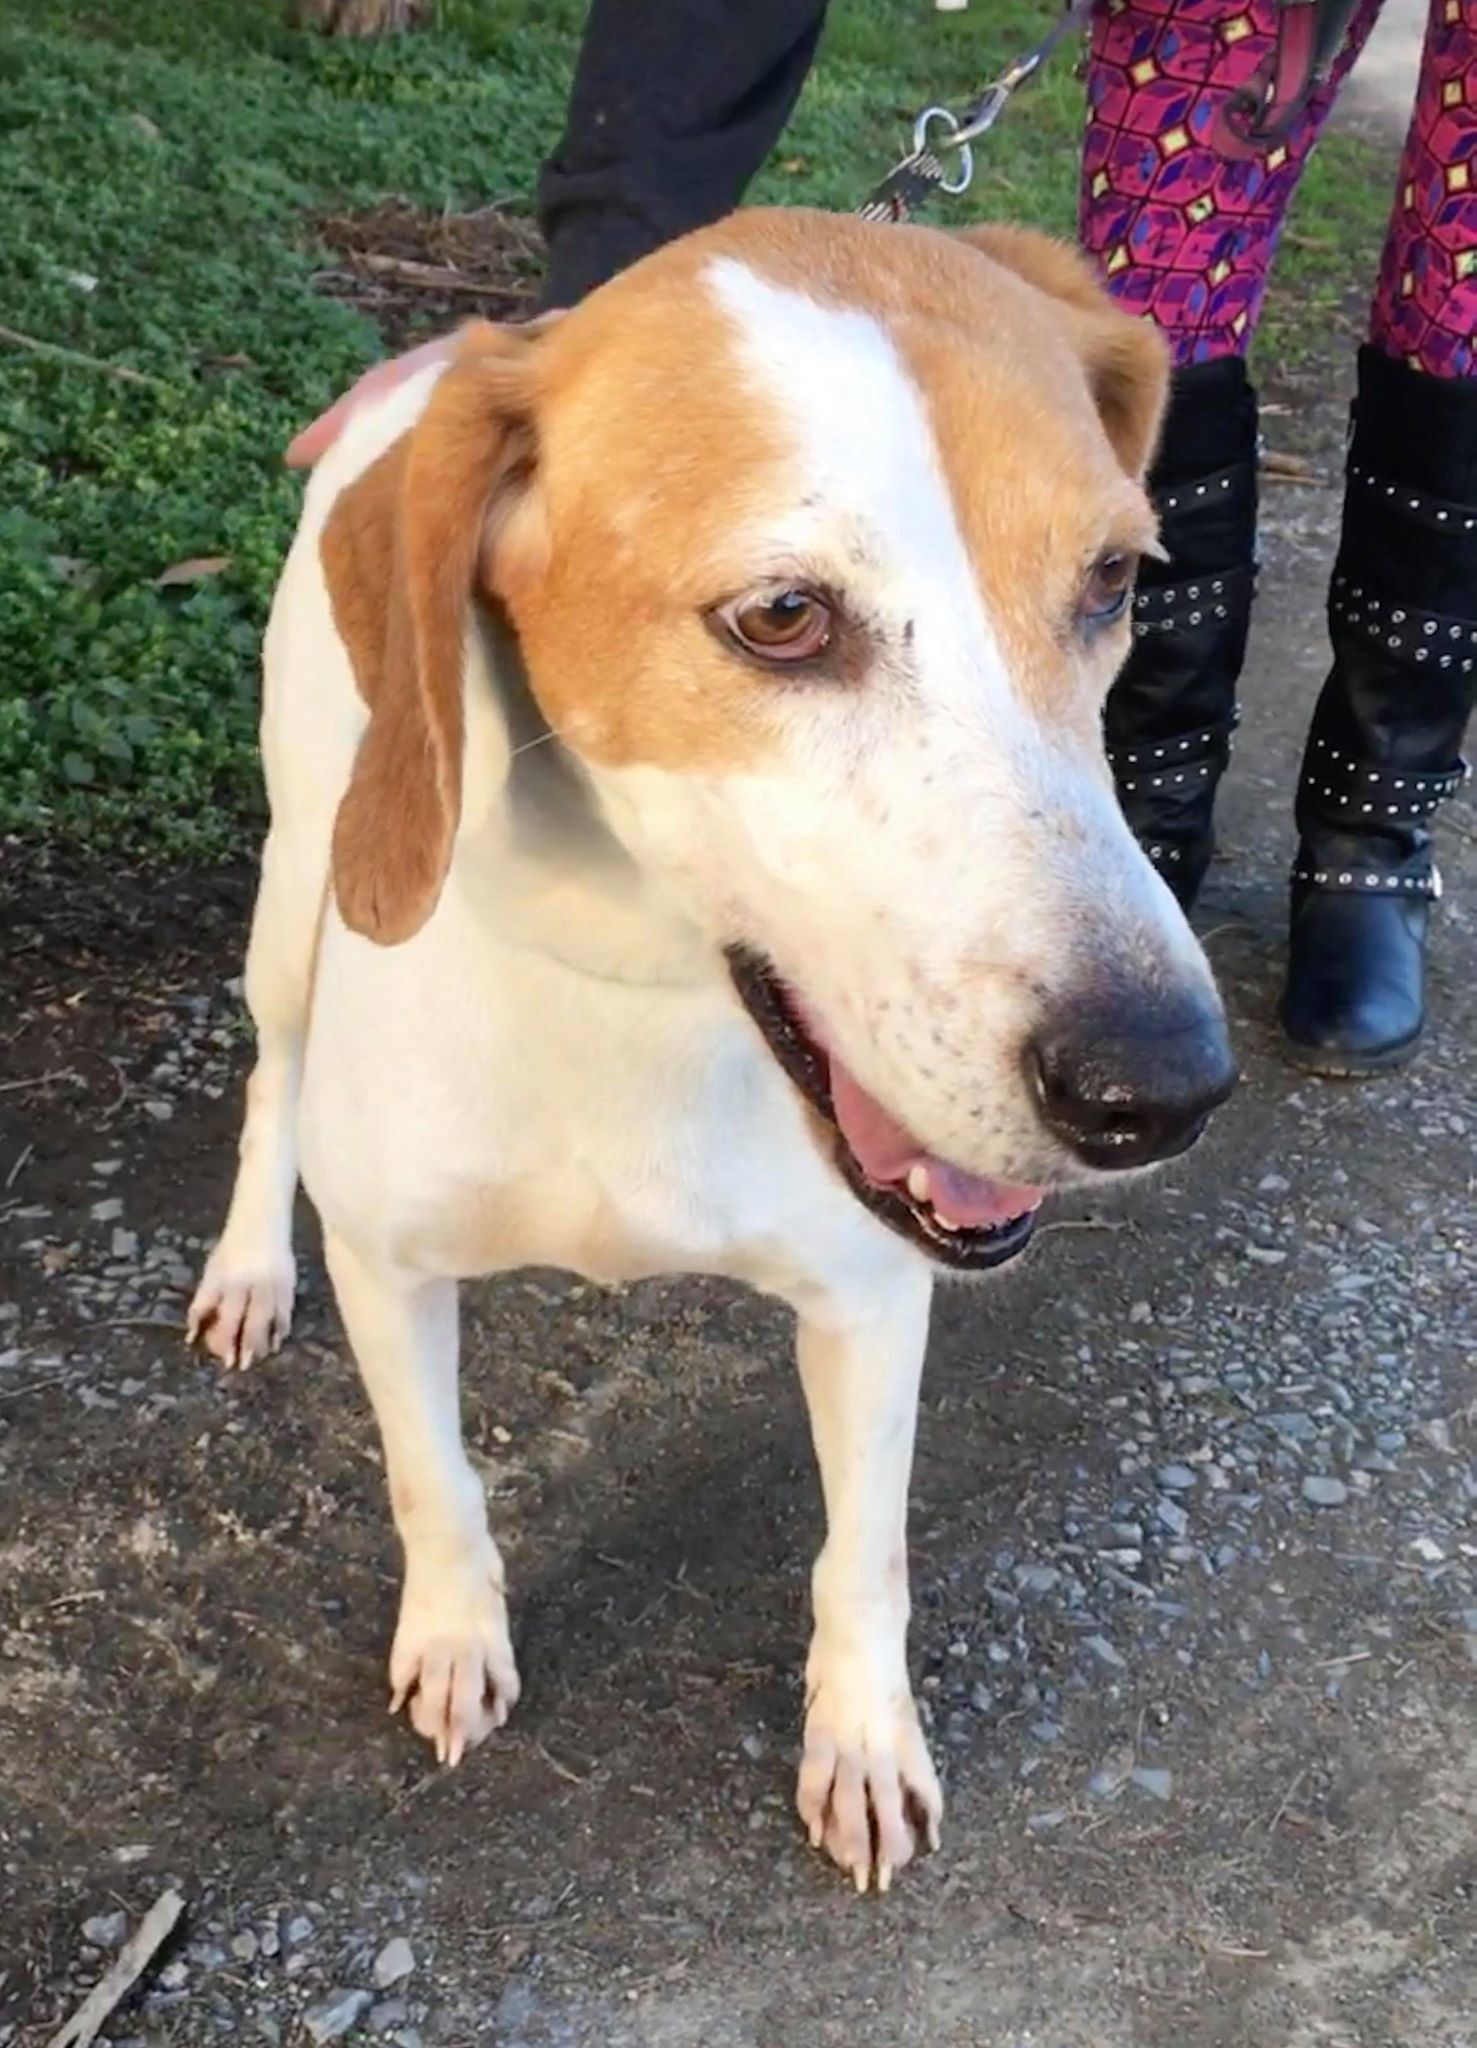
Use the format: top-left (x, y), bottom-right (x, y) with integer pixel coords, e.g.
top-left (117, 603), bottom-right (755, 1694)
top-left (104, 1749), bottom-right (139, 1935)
top-left (507, 713), bottom-right (590, 761)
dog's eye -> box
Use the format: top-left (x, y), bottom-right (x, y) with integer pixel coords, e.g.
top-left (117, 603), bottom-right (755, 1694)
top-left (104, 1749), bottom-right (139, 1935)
top-left (717, 587), bottom-right (833, 663)
top-left (1080, 551), bottom-right (1136, 626)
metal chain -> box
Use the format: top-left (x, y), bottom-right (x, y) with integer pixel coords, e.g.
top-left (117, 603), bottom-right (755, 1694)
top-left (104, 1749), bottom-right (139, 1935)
top-left (857, 0), bottom-right (1094, 224)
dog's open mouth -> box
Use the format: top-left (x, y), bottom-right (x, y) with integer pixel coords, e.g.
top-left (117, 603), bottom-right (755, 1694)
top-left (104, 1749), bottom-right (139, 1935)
top-left (727, 948), bottom-right (1043, 1271)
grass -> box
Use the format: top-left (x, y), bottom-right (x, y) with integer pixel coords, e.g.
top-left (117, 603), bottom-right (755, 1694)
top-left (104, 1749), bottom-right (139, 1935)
top-left (0, 0), bottom-right (1396, 856)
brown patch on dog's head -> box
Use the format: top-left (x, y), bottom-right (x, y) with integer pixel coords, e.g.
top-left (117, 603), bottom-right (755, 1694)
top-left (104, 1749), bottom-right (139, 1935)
top-left (484, 276), bottom-right (795, 777)
top-left (951, 223), bottom-right (1169, 482)
top-left (321, 321), bottom-right (550, 944)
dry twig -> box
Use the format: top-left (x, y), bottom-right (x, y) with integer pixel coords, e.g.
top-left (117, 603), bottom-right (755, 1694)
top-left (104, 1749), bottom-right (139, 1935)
top-left (1261, 448), bottom-right (1323, 486)
top-left (353, 253), bottom-right (514, 294)
top-left (0, 325), bottom-right (169, 391)
top-left (47, 1888), bottom-right (185, 2048)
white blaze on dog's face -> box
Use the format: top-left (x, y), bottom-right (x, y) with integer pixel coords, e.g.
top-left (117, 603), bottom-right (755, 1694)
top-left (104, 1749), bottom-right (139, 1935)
top-left (327, 210), bottom-right (1236, 1254)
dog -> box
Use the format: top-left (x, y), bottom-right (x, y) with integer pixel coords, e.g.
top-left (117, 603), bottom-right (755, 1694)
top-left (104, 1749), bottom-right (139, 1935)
top-left (189, 209), bottom-right (1237, 1892)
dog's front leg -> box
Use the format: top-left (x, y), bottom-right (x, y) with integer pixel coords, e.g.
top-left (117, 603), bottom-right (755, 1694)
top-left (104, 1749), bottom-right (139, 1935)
top-left (790, 1256), bottom-right (940, 1893)
top-left (324, 1232), bottom-right (520, 1765)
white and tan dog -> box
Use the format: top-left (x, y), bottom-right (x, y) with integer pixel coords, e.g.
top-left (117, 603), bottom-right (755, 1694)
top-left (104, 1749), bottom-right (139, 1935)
top-left (190, 210), bottom-right (1236, 1891)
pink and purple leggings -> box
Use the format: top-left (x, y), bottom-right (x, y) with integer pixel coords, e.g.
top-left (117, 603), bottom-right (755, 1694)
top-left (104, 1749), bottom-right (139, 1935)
top-left (1080, 0), bottom-right (1477, 375)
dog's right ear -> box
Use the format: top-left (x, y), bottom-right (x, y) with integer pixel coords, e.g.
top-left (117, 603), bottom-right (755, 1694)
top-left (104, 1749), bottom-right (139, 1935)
top-left (953, 224), bottom-right (1169, 483)
top-left (321, 320), bottom-right (554, 946)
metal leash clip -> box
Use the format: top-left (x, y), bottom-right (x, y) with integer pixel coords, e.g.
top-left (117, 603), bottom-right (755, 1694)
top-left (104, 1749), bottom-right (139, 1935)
top-left (858, 0), bottom-right (1094, 223)
top-left (910, 106), bottom-right (978, 197)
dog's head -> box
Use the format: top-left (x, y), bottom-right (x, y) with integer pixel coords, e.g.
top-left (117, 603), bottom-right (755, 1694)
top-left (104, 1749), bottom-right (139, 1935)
top-left (321, 211), bottom-right (1236, 1270)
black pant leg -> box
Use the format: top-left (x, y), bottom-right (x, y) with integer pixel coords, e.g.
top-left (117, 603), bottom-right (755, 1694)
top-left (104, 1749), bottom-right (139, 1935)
top-left (536, 0), bottom-right (830, 308)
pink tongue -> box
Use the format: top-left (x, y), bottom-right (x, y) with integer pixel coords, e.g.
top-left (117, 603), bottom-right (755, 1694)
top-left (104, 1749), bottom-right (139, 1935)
top-left (827, 1055), bottom-right (1044, 1230)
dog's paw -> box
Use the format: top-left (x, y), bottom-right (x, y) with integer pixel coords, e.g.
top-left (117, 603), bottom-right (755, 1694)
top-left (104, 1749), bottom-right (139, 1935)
top-left (187, 1246), bottom-right (295, 1370)
top-left (389, 1558), bottom-right (521, 1767)
top-left (796, 1658), bottom-right (942, 1893)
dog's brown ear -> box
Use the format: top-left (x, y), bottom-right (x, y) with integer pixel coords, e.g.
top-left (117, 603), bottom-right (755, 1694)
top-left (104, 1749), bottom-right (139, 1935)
top-left (322, 322), bottom-right (550, 946)
top-left (954, 223), bottom-right (1170, 482)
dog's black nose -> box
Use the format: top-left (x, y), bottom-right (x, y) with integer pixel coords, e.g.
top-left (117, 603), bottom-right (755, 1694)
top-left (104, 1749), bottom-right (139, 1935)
top-left (1029, 995), bottom-right (1238, 1171)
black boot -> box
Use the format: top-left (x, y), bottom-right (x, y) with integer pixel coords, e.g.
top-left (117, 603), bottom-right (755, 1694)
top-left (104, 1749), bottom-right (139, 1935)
top-left (1105, 356), bottom-right (1260, 911)
top-left (1281, 347), bottom-right (1477, 1075)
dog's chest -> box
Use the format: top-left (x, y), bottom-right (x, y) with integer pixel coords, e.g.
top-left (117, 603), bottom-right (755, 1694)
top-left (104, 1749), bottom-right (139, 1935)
top-left (300, 911), bottom-right (858, 1288)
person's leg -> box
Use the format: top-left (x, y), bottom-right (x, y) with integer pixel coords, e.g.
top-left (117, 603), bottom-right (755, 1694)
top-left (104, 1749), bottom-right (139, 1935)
top-left (536, 0), bottom-right (830, 310)
top-left (1281, 0), bottom-right (1477, 1070)
top-left (1081, 0), bottom-right (1381, 907)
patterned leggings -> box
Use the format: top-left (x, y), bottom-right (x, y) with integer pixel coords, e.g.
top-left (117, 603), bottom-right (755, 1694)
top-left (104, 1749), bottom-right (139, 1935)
top-left (1080, 0), bottom-right (1477, 376)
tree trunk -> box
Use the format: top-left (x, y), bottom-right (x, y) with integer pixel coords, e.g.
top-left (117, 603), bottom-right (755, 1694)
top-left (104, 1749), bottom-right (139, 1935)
top-left (287, 0), bottom-right (433, 35)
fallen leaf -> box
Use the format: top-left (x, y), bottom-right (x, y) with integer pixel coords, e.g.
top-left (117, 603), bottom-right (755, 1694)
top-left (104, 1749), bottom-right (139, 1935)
top-left (48, 555), bottom-right (97, 587)
top-left (155, 555), bottom-right (231, 587)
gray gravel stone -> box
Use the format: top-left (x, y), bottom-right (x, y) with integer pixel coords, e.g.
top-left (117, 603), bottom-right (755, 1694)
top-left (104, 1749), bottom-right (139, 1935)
top-left (1082, 1633), bottom-right (1125, 1670)
top-left (1156, 1465), bottom-right (1197, 1491)
top-left (82, 1910), bottom-right (129, 1946)
top-left (1088, 1765), bottom-right (1129, 1800)
top-left (1132, 1767), bottom-right (1173, 1801)
top-left (1156, 1498), bottom-right (1190, 1539)
top-left (302, 1988), bottom-right (375, 2043)
top-left (1302, 1475), bottom-right (1349, 1507)
top-left (373, 1938), bottom-right (415, 1989)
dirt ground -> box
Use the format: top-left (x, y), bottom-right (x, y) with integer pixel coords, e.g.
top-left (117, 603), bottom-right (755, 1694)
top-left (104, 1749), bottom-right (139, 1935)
top-left (3, 206), bottom-right (1476, 2047)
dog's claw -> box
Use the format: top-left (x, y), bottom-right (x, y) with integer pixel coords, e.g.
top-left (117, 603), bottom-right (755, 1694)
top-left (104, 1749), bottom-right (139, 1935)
top-left (796, 1671), bottom-right (942, 1894)
top-left (386, 1558), bottom-right (520, 1767)
top-left (186, 1249), bottom-right (295, 1372)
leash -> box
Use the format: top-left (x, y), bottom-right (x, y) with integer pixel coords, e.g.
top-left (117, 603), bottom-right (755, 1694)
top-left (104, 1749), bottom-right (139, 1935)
top-left (859, 0), bottom-right (1362, 223)
top-left (858, 0), bottom-right (1093, 224)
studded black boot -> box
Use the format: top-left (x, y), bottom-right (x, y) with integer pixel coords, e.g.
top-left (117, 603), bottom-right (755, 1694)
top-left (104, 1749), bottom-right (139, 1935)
top-left (1281, 347), bottom-right (1477, 1076)
top-left (1105, 355), bottom-right (1260, 912)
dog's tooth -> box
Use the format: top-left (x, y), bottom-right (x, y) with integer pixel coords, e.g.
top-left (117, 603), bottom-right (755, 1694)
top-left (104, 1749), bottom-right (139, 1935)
top-left (933, 1209), bottom-right (963, 1233)
top-left (906, 1164), bottom-right (931, 1205)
